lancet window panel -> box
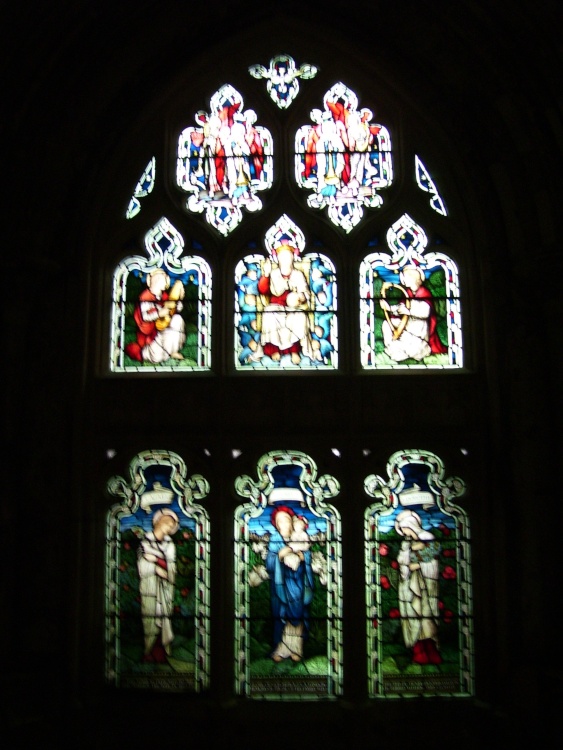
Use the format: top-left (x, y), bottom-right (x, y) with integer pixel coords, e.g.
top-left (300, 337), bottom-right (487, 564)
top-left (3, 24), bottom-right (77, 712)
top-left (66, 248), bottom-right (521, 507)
top-left (110, 217), bottom-right (212, 372)
top-left (235, 214), bottom-right (338, 371)
top-left (234, 450), bottom-right (343, 700)
top-left (105, 449), bottom-right (211, 692)
top-left (364, 449), bottom-right (474, 698)
top-left (360, 214), bottom-right (462, 369)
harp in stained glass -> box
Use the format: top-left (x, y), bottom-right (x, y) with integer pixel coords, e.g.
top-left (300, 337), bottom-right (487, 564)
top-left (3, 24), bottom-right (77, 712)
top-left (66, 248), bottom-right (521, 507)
top-left (360, 214), bottom-right (462, 369)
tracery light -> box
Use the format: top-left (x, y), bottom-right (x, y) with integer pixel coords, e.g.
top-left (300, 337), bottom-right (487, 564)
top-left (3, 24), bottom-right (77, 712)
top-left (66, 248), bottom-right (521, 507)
top-left (249, 53), bottom-right (318, 109)
top-left (295, 82), bottom-right (393, 232)
top-left (126, 157), bottom-right (156, 219)
top-left (177, 84), bottom-right (273, 236)
top-left (415, 155), bottom-right (447, 216)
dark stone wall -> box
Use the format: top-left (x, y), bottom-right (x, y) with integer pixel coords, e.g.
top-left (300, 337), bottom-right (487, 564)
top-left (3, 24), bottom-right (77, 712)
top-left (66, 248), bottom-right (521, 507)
top-left (2, 1), bottom-right (561, 747)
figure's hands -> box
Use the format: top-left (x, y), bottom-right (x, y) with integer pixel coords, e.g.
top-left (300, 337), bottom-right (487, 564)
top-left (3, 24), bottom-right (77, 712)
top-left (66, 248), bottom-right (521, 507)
top-left (282, 552), bottom-right (301, 571)
top-left (286, 291), bottom-right (306, 308)
top-left (155, 566), bottom-right (168, 579)
top-left (262, 259), bottom-right (272, 277)
top-left (397, 303), bottom-right (410, 315)
top-left (380, 299), bottom-right (390, 311)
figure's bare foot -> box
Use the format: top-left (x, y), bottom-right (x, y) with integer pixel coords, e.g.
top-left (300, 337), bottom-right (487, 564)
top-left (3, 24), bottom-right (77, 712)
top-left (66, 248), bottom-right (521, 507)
top-left (291, 352), bottom-right (301, 365)
top-left (290, 654), bottom-right (301, 662)
top-left (272, 654), bottom-right (283, 662)
top-left (170, 352), bottom-right (184, 360)
top-left (271, 352), bottom-right (281, 361)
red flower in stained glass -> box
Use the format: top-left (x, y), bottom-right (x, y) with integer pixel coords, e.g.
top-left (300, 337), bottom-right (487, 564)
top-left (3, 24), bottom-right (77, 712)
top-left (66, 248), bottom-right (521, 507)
top-left (442, 565), bottom-right (456, 579)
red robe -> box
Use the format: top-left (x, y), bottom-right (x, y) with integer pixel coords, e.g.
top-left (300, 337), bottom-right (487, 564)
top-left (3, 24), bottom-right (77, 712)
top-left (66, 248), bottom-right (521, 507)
top-left (408, 285), bottom-right (447, 354)
top-left (125, 289), bottom-right (170, 362)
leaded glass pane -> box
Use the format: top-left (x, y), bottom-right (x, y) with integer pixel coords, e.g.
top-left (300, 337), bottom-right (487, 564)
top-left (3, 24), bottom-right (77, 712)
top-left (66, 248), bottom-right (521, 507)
top-left (249, 54), bottom-right (318, 109)
top-left (106, 449), bottom-right (211, 692)
top-left (126, 157), bottom-right (156, 219)
top-left (360, 214), bottom-right (462, 368)
top-left (415, 156), bottom-right (447, 216)
top-left (234, 450), bottom-right (342, 699)
top-left (295, 82), bottom-right (393, 232)
top-left (364, 450), bottom-right (473, 697)
top-left (177, 84), bottom-right (273, 235)
top-left (110, 217), bottom-right (212, 372)
top-left (235, 215), bottom-right (338, 370)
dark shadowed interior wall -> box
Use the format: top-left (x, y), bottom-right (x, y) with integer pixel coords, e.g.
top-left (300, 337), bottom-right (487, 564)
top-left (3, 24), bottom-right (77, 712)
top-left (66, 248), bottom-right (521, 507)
top-left (2, 1), bottom-right (561, 747)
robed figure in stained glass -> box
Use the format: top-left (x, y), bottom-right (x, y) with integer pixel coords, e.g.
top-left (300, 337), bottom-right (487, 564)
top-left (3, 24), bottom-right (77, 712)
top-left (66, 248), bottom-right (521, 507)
top-left (235, 451), bottom-right (342, 699)
top-left (364, 450), bottom-right (473, 698)
top-left (266, 505), bottom-right (315, 662)
top-left (106, 450), bottom-right (210, 692)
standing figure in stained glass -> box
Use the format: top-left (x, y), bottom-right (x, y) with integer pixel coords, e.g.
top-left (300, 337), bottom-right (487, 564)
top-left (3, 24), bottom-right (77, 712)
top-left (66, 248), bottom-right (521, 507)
top-left (395, 509), bottom-right (442, 665)
top-left (379, 265), bottom-right (446, 362)
top-left (257, 239), bottom-right (322, 365)
top-left (137, 508), bottom-right (179, 663)
top-left (125, 268), bottom-right (186, 363)
top-left (308, 110), bottom-right (346, 201)
top-left (266, 506), bottom-right (314, 663)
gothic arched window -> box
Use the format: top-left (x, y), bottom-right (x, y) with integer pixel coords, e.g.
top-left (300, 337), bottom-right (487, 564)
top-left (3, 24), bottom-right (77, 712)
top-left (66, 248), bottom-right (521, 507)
top-left (103, 51), bottom-right (473, 702)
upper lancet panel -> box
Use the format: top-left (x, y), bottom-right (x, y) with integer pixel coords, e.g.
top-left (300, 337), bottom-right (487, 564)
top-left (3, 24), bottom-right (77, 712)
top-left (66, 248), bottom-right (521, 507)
top-left (111, 51), bottom-right (469, 376)
top-left (110, 217), bottom-right (212, 372)
top-left (234, 214), bottom-right (338, 371)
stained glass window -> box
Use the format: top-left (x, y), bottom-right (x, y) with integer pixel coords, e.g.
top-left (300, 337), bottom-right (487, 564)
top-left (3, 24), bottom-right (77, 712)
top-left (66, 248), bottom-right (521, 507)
top-left (107, 50), bottom-right (475, 703)
top-left (364, 450), bottom-right (473, 697)
top-left (249, 54), bottom-right (318, 109)
top-left (295, 82), bottom-right (393, 232)
top-left (360, 213), bottom-right (462, 368)
top-left (126, 157), bottom-right (156, 219)
top-left (105, 449), bottom-right (211, 692)
top-left (415, 155), bottom-right (447, 216)
top-left (110, 216), bottom-right (212, 372)
top-left (176, 83), bottom-right (273, 236)
top-left (234, 214), bottom-right (338, 370)
top-left (234, 450), bottom-right (342, 699)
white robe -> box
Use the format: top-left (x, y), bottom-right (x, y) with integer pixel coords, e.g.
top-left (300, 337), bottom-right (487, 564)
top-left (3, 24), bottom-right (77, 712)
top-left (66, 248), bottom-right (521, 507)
top-left (260, 267), bottom-right (319, 360)
top-left (137, 531), bottom-right (176, 654)
top-left (397, 540), bottom-right (440, 648)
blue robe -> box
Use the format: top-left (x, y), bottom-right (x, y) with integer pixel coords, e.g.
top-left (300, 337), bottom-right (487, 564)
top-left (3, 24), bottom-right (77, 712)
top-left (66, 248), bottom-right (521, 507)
top-left (266, 529), bottom-right (314, 650)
